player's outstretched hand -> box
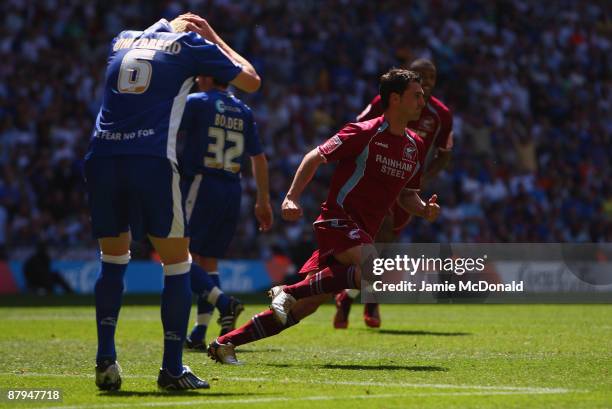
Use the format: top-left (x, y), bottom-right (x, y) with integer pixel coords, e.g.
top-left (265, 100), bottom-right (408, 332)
top-left (255, 201), bottom-right (273, 232)
top-left (281, 196), bottom-right (303, 221)
top-left (182, 13), bottom-right (217, 42)
top-left (424, 194), bottom-right (440, 222)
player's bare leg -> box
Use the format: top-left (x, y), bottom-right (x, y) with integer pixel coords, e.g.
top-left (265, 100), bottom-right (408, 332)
top-left (333, 215), bottom-right (395, 329)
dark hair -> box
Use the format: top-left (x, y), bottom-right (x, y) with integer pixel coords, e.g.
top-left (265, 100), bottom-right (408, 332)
top-left (379, 69), bottom-right (422, 110)
top-left (213, 78), bottom-right (229, 87)
top-left (409, 58), bottom-right (436, 72)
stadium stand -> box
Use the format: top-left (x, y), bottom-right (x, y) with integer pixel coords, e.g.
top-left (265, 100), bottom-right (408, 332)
top-left (0, 0), bottom-right (610, 263)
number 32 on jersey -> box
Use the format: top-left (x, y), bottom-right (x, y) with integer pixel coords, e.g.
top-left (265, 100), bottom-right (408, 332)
top-left (205, 127), bottom-right (244, 173)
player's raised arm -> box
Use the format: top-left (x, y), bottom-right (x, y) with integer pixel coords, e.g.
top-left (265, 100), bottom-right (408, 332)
top-left (397, 190), bottom-right (440, 222)
top-left (281, 148), bottom-right (326, 221)
top-left (182, 14), bottom-right (261, 93)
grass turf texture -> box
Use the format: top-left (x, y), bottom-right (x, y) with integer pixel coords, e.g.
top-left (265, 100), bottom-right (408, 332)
top-left (0, 302), bottom-right (610, 408)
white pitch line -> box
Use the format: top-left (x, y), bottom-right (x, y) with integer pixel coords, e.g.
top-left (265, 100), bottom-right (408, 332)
top-left (0, 372), bottom-right (574, 394)
top-left (32, 390), bottom-right (578, 409)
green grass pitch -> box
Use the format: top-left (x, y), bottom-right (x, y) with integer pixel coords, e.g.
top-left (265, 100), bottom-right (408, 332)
top-left (0, 302), bottom-right (610, 408)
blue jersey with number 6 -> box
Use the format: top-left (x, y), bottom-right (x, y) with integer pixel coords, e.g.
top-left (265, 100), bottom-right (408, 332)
top-left (179, 89), bottom-right (262, 181)
top-left (87, 19), bottom-right (242, 164)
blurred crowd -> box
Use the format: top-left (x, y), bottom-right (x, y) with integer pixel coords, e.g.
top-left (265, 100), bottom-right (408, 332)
top-left (1, 0), bottom-right (611, 263)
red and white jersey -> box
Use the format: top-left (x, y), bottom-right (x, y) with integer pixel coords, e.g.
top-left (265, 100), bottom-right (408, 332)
top-left (357, 95), bottom-right (453, 155)
top-left (316, 116), bottom-right (426, 237)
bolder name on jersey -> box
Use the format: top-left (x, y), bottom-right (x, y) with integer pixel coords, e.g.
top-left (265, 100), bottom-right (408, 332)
top-left (214, 113), bottom-right (244, 131)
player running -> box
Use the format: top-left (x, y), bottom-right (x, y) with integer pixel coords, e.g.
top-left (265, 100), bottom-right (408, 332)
top-left (179, 75), bottom-right (273, 350)
top-left (335, 58), bottom-right (454, 329)
top-left (85, 14), bottom-right (260, 390)
top-left (208, 69), bottom-right (440, 364)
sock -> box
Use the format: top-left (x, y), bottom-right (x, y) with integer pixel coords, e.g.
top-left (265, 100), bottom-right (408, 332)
top-left (283, 264), bottom-right (357, 300)
top-left (346, 289), bottom-right (360, 299)
top-left (161, 258), bottom-right (192, 376)
top-left (95, 252), bottom-right (129, 365)
top-left (364, 303), bottom-right (379, 315)
top-left (190, 264), bottom-right (230, 313)
top-left (218, 309), bottom-right (299, 347)
top-left (189, 271), bottom-right (219, 343)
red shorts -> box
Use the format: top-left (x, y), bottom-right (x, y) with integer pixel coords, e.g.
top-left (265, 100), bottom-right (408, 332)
top-left (298, 218), bottom-right (373, 275)
top-left (391, 201), bottom-right (413, 235)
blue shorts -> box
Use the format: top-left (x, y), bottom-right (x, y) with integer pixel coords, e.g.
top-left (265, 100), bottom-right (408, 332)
top-left (182, 174), bottom-right (241, 258)
top-left (84, 156), bottom-right (186, 240)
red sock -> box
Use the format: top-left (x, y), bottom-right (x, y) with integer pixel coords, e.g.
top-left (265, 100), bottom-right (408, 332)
top-left (283, 264), bottom-right (357, 300)
top-left (218, 309), bottom-right (298, 346)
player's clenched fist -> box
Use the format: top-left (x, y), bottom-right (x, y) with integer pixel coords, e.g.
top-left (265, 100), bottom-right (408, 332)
top-left (424, 194), bottom-right (440, 222)
top-left (255, 201), bottom-right (274, 232)
top-left (281, 196), bottom-right (303, 221)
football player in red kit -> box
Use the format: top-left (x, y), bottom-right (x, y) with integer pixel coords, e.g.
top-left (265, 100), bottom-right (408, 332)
top-left (336, 58), bottom-right (454, 329)
top-left (207, 68), bottom-right (440, 364)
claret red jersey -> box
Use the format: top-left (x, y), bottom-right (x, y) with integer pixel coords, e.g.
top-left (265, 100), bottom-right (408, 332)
top-left (316, 116), bottom-right (426, 236)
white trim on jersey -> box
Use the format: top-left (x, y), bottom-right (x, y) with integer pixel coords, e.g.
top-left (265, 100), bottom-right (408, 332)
top-left (423, 102), bottom-right (442, 167)
top-left (169, 162), bottom-right (185, 238)
top-left (167, 77), bottom-right (195, 163)
top-left (184, 174), bottom-right (203, 223)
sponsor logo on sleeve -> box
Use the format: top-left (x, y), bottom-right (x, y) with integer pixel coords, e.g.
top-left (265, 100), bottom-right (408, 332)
top-left (319, 135), bottom-right (343, 155)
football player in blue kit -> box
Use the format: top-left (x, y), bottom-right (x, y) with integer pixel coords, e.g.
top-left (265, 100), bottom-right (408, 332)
top-left (84, 13), bottom-right (260, 391)
top-left (179, 75), bottom-right (273, 350)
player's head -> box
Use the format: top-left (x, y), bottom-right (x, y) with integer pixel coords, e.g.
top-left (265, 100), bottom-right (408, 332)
top-left (408, 58), bottom-right (436, 100)
top-left (380, 68), bottom-right (424, 121)
top-left (195, 75), bottom-right (229, 92)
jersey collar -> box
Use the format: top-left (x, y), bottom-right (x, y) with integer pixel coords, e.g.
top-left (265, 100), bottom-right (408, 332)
top-left (144, 19), bottom-right (173, 34)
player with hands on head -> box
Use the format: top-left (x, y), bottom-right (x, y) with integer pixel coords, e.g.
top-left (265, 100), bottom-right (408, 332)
top-left (85, 13), bottom-right (260, 391)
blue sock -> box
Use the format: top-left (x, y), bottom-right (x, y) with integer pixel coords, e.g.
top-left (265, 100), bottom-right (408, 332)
top-left (189, 273), bottom-right (220, 343)
top-left (161, 272), bottom-right (191, 376)
top-left (189, 298), bottom-right (214, 343)
top-left (190, 264), bottom-right (230, 314)
top-left (95, 260), bottom-right (127, 365)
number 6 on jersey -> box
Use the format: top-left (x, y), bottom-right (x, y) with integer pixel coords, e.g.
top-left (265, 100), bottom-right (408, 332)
top-left (117, 49), bottom-right (156, 94)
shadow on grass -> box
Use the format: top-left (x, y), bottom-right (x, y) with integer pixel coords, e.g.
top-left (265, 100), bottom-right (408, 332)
top-left (376, 329), bottom-right (471, 337)
top-left (100, 391), bottom-right (264, 398)
top-left (236, 347), bottom-right (283, 354)
top-left (265, 363), bottom-right (447, 372)
top-left (322, 364), bottom-right (448, 372)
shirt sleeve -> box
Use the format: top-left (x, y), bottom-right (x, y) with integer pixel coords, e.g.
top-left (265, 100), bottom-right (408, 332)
top-left (183, 33), bottom-right (243, 84)
top-left (244, 109), bottom-right (263, 156)
top-left (435, 109), bottom-right (454, 151)
top-left (317, 122), bottom-right (369, 162)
